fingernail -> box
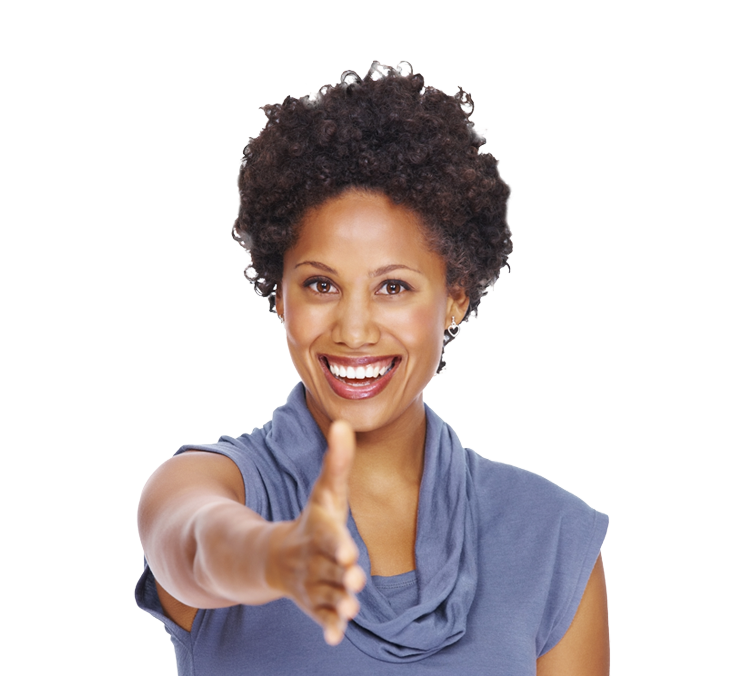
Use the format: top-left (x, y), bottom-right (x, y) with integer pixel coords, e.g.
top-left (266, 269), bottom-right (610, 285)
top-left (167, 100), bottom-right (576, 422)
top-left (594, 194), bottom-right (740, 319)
top-left (346, 566), bottom-right (366, 592)
top-left (324, 622), bottom-right (346, 646)
top-left (339, 597), bottom-right (359, 619)
top-left (337, 542), bottom-right (358, 565)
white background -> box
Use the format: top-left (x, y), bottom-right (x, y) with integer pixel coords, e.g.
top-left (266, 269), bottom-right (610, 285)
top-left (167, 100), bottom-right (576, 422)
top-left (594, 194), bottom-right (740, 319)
top-left (0, 2), bottom-right (741, 676)
top-left (132, 59), bottom-right (611, 674)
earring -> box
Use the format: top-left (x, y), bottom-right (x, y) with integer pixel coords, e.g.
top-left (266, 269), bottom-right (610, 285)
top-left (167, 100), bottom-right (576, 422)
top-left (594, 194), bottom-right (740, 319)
top-left (447, 316), bottom-right (459, 338)
top-left (278, 314), bottom-right (285, 325)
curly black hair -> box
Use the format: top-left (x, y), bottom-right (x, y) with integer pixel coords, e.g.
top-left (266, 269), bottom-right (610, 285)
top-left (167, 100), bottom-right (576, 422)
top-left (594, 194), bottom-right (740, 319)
top-left (233, 62), bottom-right (511, 363)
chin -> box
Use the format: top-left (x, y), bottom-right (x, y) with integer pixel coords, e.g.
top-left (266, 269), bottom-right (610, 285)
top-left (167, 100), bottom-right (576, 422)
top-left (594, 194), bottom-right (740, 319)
top-left (321, 387), bottom-right (424, 435)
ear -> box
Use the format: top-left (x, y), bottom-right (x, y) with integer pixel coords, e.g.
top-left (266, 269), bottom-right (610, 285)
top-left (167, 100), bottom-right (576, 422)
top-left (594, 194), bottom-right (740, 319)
top-left (445, 286), bottom-right (469, 328)
top-left (274, 283), bottom-right (284, 317)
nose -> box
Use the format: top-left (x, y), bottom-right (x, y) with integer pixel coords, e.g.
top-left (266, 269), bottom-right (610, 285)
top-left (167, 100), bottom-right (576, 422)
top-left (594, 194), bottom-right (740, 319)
top-left (331, 292), bottom-right (380, 349)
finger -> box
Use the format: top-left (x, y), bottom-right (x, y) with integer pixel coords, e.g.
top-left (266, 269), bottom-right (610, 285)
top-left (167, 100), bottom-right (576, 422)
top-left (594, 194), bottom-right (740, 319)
top-left (325, 622), bottom-right (346, 646)
top-left (343, 564), bottom-right (366, 594)
top-left (308, 583), bottom-right (360, 620)
top-left (338, 593), bottom-right (360, 620)
top-left (314, 607), bottom-right (348, 646)
top-left (309, 553), bottom-right (348, 587)
top-left (316, 420), bottom-right (355, 507)
top-left (314, 517), bottom-right (359, 567)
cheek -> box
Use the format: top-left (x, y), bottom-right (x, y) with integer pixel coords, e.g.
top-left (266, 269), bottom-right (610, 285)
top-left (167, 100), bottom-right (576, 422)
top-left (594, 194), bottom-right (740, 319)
top-left (397, 304), bottom-right (446, 364)
top-left (283, 292), bottom-right (330, 351)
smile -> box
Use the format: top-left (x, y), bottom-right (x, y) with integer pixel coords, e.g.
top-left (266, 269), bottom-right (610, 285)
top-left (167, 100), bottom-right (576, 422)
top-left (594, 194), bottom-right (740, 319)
top-left (328, 357), bottom-right (394, 381)
top-left (319, 355), bottom-right (399, 400)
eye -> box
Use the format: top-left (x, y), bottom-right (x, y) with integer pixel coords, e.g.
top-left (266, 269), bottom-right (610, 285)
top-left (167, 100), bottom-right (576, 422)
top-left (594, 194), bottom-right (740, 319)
top-left (377, 279), bottom-right (410, 295)
top-left (304, 277), bottom-right (338, 294)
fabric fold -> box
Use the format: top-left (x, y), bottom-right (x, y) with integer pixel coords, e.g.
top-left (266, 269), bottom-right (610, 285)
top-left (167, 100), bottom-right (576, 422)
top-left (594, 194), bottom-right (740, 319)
top-left (261, 384), bottom-right (479, 663)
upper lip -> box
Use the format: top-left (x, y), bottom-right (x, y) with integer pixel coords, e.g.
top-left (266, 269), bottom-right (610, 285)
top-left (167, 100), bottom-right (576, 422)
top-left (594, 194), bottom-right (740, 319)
top-left (318, 354), bottom-right (399, 367)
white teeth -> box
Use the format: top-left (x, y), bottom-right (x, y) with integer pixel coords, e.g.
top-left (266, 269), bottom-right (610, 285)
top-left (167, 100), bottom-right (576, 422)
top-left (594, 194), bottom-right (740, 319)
top-left (327, 359), bottom-right (395, 380)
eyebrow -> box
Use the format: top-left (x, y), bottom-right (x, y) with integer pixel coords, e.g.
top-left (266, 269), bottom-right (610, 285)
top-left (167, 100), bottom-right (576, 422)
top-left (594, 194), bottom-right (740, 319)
top-left (370, 263), bottom-right (421, 277)
top-left (294, 261), bottom-right (421, 277)
top-left (295, 261), bottom-right (337, 274)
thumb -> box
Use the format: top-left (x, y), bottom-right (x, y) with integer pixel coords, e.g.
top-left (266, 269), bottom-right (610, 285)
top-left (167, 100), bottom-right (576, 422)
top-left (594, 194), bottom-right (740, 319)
top-left (317, 420), bottom-right (355, 509)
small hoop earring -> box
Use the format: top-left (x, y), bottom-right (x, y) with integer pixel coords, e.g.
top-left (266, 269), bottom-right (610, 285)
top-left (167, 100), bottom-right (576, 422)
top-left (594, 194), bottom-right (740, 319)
top-left (278, 315), bottom-right (285, 325)
top-left (446, 316), bottom-right (459, 338)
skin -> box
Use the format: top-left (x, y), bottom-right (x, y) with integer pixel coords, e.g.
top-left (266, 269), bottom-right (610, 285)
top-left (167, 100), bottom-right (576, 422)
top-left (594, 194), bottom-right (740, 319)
top-left (275, 189), bottom-right (469, 576)
top-left (537, 554), bottom-right (609, 675)
top-left (138, 189), bottom-right (609, 672)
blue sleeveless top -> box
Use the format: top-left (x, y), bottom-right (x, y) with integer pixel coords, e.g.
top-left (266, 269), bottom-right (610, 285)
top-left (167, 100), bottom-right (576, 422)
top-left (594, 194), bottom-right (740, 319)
top-left (136, 384), bottom-right (608, 675)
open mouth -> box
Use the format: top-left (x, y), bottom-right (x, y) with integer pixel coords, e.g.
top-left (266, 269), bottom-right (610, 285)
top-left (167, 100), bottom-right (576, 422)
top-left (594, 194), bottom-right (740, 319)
top-left (319, 355), bottom-right (399, 400)
top-left (323, 357), bottom-right (397, 384)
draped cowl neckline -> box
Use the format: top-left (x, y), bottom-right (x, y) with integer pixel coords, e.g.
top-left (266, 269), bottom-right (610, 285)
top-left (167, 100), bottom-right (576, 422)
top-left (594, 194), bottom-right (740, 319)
top-left (265, 384), bottom-right (479, 663)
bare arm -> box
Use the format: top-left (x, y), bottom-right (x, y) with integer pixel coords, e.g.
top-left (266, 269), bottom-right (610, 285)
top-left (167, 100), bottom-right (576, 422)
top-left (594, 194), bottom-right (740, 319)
top-left (536, 554), bottom-right (609, 676)
top-left (137, 421), bottom-right (366, 644)
top-left (138, 450), bottom-right (283, 608)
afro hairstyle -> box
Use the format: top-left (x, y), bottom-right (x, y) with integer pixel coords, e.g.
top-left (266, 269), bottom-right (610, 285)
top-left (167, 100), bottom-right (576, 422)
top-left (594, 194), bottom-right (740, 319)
top-left (233, 61), bottom-right (512, 326)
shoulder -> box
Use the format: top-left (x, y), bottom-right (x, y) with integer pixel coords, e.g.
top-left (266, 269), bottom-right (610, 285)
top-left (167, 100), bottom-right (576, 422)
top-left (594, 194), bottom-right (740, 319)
top-left (465, 450), bottom-right (608, 657)
top-left (174, 423), bottom-right (311, 521)
top-left (466, 450), bottom-right (608, 546)
top-left (465, 450), bottom-right (601, 525)
top-left (170, 428), bottom-right (270, 512)
top-left (176, 430), bottom-right (266, 463)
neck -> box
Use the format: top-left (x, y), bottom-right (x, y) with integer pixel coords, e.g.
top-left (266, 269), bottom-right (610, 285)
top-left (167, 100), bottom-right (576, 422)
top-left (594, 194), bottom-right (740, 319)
top-left (305, 389), bottom-right (428, 490)
top-left (351, 399), bottom-right (427, 489)
top-left (344, 397), bottom-right (426, 577)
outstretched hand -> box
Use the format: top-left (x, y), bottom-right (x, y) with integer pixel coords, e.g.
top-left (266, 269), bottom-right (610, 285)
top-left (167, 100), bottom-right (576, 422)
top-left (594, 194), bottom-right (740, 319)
top-left (267, 420), bottom-right (366, 645)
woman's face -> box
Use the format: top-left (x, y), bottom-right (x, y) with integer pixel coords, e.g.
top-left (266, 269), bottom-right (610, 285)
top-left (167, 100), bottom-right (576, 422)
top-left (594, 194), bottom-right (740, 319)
top-left (276, 189), bottom-right (468, 435)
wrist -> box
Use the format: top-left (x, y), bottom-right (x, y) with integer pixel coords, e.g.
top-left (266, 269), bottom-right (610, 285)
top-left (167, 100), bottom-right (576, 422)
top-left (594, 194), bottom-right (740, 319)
top-left (262, 520), bottom-right (293, 597)
top-left (192, 501), bottom-right (285, 605)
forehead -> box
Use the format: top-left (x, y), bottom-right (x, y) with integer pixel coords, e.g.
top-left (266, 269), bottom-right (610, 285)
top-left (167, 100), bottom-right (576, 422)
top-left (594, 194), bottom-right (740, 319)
top-left (290, 190), bottom-right (438, 264)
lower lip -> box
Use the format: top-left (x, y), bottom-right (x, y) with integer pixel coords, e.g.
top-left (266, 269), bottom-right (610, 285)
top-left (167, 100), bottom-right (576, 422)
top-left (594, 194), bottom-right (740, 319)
top-left (319, 359), bottom-right (399, 400)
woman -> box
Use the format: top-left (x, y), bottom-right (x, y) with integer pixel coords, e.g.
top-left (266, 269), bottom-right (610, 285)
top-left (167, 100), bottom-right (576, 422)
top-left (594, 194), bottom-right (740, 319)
top-left (137, 63), bottom-right (609, 674)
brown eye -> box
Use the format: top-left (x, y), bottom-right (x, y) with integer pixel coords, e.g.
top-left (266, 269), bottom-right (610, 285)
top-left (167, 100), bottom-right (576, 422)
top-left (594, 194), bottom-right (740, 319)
top-left (306, 278), bottom-right (337, 294)
top-left (378, 280), bottom-right (410, 295)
